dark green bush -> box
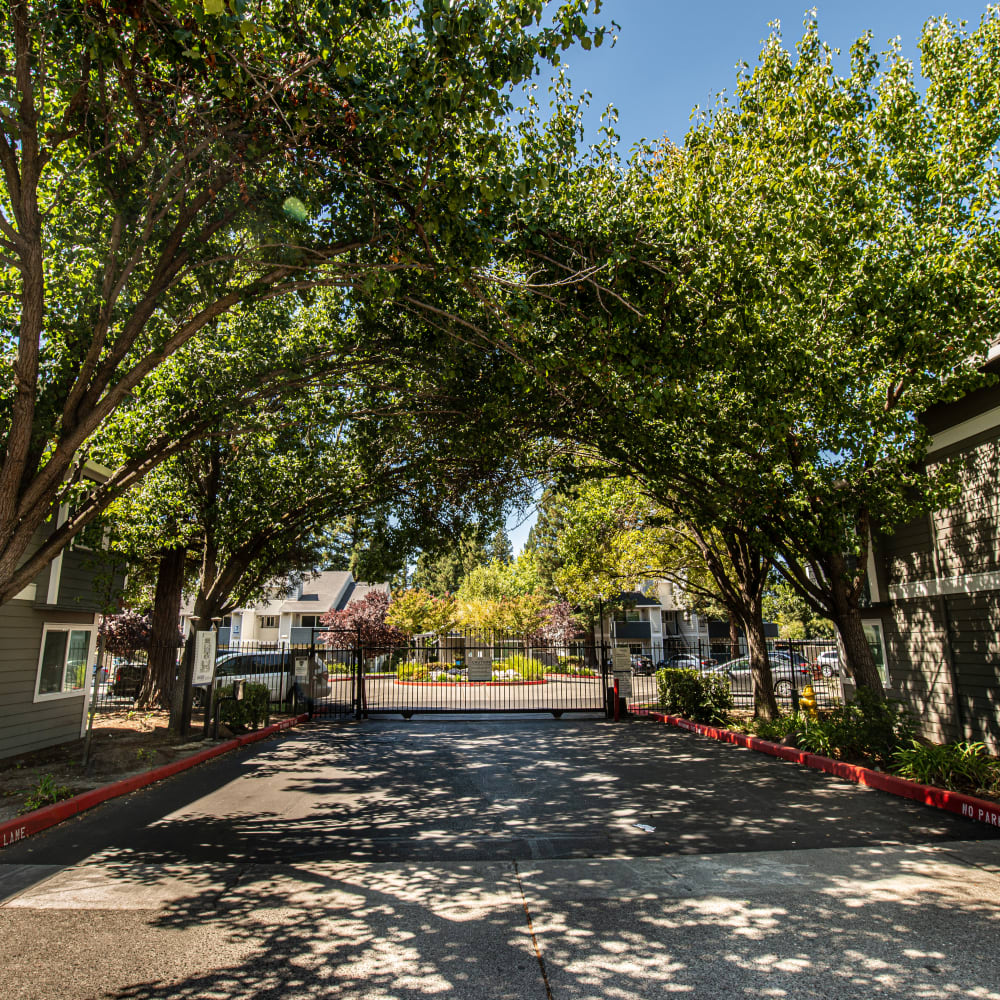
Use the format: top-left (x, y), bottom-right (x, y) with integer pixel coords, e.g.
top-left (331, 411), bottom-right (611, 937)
top-left (218, 681), bottom-right (269, 732)
top-left (656, 668), bottom-right (733, 725)
top-left (893, 740), bottom-right (1000, 793)
top-left (803, 690), bottom-right (914, 767)
top-left (743, 690), bottom-right (914, 768)
top-left (745, 713), bottom-right (806, 743)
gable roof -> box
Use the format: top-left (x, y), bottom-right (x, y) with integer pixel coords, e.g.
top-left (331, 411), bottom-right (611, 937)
top-left (279, 570), bottom-right (354, 613)
top-left (335, 580), bottom-right (391, 611)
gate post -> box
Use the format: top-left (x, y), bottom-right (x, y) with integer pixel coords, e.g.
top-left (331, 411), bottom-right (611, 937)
top-left (601, 638), bottom-right (613, 718)
top-left (355, 624), bottom-right (367, 720)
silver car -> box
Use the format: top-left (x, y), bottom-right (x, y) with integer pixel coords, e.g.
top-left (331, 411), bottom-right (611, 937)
top-left (712, 656), bottom-right (813, 700)
top-left (815, 650), bottom-right (840, 678)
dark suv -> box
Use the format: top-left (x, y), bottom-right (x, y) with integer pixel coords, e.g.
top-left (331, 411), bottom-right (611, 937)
top-left (631, 654), bottom-right (655, 675)
top-left (111, 661), bottom-right (146, 699)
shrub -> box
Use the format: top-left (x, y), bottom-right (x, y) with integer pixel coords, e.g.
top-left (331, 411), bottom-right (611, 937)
top-left (743, 691), bottom-right (914, 767)
top-left (499, 654), bottom-right (547, 680)
top-left (217, 681), bottom-right (269, 732)
top-left (745, 713), bottom-right (807, 743)
top-left (558, 655), bottom-right (585, 671)
top-left (656, 668), bottom-right (733, 725)
top-left (802, 690), bottom-right (914, 767)
top-left (893, 740), bottom-right (1000, 794)
top-left (397, 661), bottom-right (429, 681)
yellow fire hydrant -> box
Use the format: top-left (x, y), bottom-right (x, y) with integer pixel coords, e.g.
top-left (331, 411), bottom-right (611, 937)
top-left (799, 684), bottom-right (818, 717)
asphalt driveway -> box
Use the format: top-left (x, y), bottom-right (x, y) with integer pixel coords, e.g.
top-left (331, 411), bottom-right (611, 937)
top-left (2, 717), bottom-right (999, 999)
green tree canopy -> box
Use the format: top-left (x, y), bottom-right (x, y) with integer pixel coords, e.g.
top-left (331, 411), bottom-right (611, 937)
top-left (0, 0), bottom-right (609, 603)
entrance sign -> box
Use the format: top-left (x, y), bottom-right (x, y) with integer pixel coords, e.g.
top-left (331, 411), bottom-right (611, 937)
top-left (192, 631), bottom-right (217, 686)
top-left (612, 648), bottom-right (633, 698)
top-left (466, 651), bottom-right (492, 681)
top-left (611, 649), bottom-right (631, 671)
top-left (294, 657), bottom-right (309, 682)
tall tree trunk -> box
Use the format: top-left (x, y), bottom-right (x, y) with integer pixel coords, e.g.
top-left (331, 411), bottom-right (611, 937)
top-left (585, 621), bottom-right (598, 669)
top-left (832, 599), bottom-right (885, 698)
top-left (743, 607), bottom-right (779, 720)
top-left (826, 548), bottom-right (886, 698)
top-left (728, 611), bottom-right (740, 660)
top-left (138, 546), bottom-right (186, 709)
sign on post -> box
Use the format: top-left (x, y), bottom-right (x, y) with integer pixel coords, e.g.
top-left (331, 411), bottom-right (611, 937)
top-left (466, 651), bottom-right (492, 682)
top-left (191, 630), bottom-right (217, 686)
top-left (611, 648), bottom-right (633, 699)
top-left (294, 656), bottom-right (309, 682)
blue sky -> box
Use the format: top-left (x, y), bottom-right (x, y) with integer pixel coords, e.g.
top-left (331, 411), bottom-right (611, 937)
top-left (567, 0), bottom-right (992, 151)
top-left (505, 1), bottom-right (992, 554)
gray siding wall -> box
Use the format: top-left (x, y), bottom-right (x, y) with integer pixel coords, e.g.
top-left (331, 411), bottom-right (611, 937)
top-left (56, 547), bottom-right (121, 612)
top-left (879, 376), bottom-right (1000, 749)
top-left (928, 437), bottom-right (1000, 579)
top-left (882, 597), bottom-right (961, 747)
top-left (948, 590), bottom-right (1000, 750)
top-left (0, 600), bottom-right (95, 760)
top-left (882, 515), bottom-right (934, 589)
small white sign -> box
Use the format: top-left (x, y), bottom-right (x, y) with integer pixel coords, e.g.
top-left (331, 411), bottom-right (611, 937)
top-left (612, 649), bottom-right (633, 698)
top-left (612, 649), bottom-right (631, 672)
top-left (466, 651), bottom-right (492, 681)
top-left (294, 657), bottom-right (309, 681)
top-left (191, 631), bottom-right (217, 686)
top-left (615, 672), bottom-right (633, 698)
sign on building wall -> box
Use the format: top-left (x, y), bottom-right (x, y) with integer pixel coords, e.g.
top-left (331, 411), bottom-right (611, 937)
top-left (191, 631), bottom-right (217, 686)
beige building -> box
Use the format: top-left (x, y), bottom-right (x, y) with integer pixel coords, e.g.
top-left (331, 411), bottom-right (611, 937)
top-left (183, 571), bottom-right (389, 648)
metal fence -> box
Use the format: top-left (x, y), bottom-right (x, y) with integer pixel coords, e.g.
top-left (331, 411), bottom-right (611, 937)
top-left (88, 642), bottom-right (183, 715)
top-left (625, 637), bottom-right (846, 712)
top-left (87, 630), bottom-right (849, 722)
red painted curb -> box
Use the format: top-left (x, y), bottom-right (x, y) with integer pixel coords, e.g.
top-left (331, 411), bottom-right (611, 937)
top-left (0, 713), bottom-right (310, 851)
top-left (634, 709), bottom-right (1000, 830)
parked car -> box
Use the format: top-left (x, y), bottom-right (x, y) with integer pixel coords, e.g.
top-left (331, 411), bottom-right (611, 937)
top-left (710, 656), bottom-right (813, 699)
top-left (658, 653), bottom-right (718, 670)
top-left (771, 648), bottom-right (811, 671)
top-left (814, 650), bottom-right (840, 678)
top-left (199, 651), bottom-right (329, 705)
top-left (110, 661), bottom-right (147, 699)
top-left (631, 654), bottom-right (655, 675)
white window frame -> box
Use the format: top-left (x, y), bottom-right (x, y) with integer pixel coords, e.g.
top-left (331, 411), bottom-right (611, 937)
top-left (33, 624), bottom-right (97, 703)
top-left (69, 522), bottom-right (112, 552)
top-left (259, 615), bottom-right (278, 629)
top-left (861, 619), bottom-right (891, 687)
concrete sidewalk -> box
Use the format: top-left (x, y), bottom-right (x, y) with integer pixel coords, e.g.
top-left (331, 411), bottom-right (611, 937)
top-left (2, 842), bottom-right (1000, 999)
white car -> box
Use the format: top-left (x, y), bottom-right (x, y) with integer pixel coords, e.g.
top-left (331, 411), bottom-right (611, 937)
top-left (815, 650), bottom-right (840, 678)
top-left (197, 652), bottom-right (329, 704)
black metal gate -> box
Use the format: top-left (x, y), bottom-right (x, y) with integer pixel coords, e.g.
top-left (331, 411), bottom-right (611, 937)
top-left (309, 629), bottom-right (617, 719)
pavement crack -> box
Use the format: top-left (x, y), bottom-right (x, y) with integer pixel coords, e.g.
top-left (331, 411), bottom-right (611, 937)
top-left (513, 859), bottom-right (554, 1000)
